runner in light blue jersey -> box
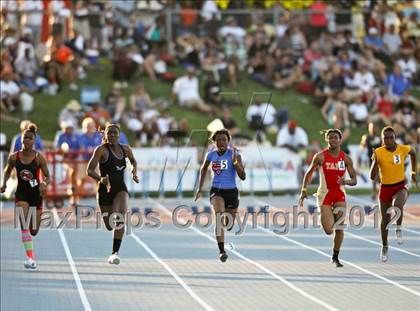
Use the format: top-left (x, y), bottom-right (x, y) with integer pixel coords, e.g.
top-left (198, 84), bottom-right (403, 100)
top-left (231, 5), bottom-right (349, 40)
top-left (195, 129), bottom-right (246, 262)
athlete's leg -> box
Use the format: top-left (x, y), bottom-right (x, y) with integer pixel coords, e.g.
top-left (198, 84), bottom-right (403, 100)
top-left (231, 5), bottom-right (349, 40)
top-left (333, 201), bottom-right (346, 257)
top-left (320, 204), bottom-right (335, 235)
top-left (16, 201), bottom-right (37, 268)
top-left (211, 196), bottom-right (227, 261)
top-left (393, 188), bottom-right (408, 244)
top-left (29, 208), bottom-right (43, 236)
top-left (225, 208), bottom-right (237, 231)
top-left (379, 199), bottom-right (392, 261)
top-left (111, 191), bottom-right (128, 255)
top-left (211, 196), bottom-right (226, 245)
top-left (393, 188), bottom-right (408, 227)
top-left (321, 203), bottom-right (344, 267)
top-left (99, 205), bottom-right (114, 231)
top-left (379, 200), bottom-right (392, 247)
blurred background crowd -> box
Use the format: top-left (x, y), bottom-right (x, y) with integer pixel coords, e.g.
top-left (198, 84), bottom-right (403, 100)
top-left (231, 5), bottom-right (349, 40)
top-left (0, 0), bottom-right (418, 162)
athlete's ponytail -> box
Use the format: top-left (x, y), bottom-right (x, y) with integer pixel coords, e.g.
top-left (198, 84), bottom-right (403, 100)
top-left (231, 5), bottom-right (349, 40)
top-left (24, 123), bottom-right (38, 136)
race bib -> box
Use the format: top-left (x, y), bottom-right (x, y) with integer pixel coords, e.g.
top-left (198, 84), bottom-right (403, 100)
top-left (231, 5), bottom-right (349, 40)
top-left (393, 154), bottom-right (401, 165)
top-left (338, 160), bottom-right (346, 171)
top-left (29, 179), bottom-right (38, 188)
top-left (221, 160), bottom-right (228, 170)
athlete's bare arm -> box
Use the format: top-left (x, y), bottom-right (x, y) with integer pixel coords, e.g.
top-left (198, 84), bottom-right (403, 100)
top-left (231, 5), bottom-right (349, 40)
top-left (194, 159), bottom-right (210, 201)
top-left (123, 145), bottom-right (139, 183)
top-left (299, 152), bottom-right (323, 206)
top-left (38, 153), bottom-right (50, 197)
top-left (233, 153), bottom-right (246, 180)
top-left (409, 146), bottom-right (417, 186)
top-left (87, 145), bottom-right (106, 183)
top-left (0, 153), bottom-right (16, 193)
top-left (369, 151), bottom-right (379, 181)
top-left (340, 154), bottom-right (357, 186)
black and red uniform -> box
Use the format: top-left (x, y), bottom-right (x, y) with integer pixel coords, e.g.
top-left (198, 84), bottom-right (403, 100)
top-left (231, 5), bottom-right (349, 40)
top-left (15, 151), bottom-right (42, 209)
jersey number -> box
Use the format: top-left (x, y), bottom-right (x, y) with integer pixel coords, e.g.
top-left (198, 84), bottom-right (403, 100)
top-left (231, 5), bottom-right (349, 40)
top-left (393, 154), bottom-right (401, 164)
top-left (221, 160), bottom-right (228, 170)
top-left (29, 179), bottom-right (38, 187)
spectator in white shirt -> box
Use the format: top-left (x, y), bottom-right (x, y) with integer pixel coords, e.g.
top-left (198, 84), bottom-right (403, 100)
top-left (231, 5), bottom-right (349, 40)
top-left (382, 24), bottom-right (402, 56)
top-left (15, 47), bottom-right (38, 92)
top-left (276, 120), bottom-right (308, 153)
top-left (201, 0), bottom-right (219, 22)
top-left (0, 71), bottom-right (21, 112)
top-left (353, 64), bottom-right (376, 94)
top-left (58, 99), bottom-right (82, 128)
top-left (348, 95), bottom-right (369, 126)
top-left (397, 48), bottom-right (417, 80)
top-left (275, 14), bottom-right (289, 39)
top-left (2, 0), bottom-right (19, 29)
top-left (246, 96), bottom-right (277, 132)
top-left (16, 28), bottom-right (36, 63)
top-left (21, 0), bottom-right (43, 45)
top-left (219, 16), bottom-right (246, 42)
top-left (172, 67), bottom-right (213, 113)
top-left (21, 0), bottom-right (44, 45)
top-left (157, 109), bottom-right (175, 137)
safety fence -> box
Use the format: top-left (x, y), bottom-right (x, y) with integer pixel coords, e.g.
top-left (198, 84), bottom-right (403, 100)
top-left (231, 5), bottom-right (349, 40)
top-left (0, 145), bottom-right (415, 204)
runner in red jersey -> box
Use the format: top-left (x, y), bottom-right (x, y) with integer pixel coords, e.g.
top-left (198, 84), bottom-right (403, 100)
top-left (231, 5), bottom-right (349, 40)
top-left (318, 148), bottom-right (347, 206)
top-left (299, 129), bottom-right (357, 267)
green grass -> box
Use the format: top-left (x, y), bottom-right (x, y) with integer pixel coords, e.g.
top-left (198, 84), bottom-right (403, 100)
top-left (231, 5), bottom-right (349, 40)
top-left (1, 58), bottom-right (418, 146)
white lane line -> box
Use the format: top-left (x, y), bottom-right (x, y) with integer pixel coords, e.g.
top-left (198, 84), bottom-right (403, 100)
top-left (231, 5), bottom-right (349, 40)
top-left (150, 199), bottom-right (339, 311)
top-left (347, 194), bottom-right (420, 221)
top-left (52, 209), bottom-right (92, 311)
top-left (301, 196), bottom-right (420, 258)
top-left (403, 228), bottom-right (420, 236)
top-left (345, 231), bottom-right (420, 258)
top-left (252, 198), bottom-right (420, 298)
top-left (130, 233), bottom-right (214, 311)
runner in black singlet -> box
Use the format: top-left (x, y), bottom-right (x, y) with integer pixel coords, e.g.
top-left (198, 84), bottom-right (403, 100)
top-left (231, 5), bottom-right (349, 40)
top-left (1, 123), bottom-right (50, 270)
top-left (87, 124), bottom-right (139, 265)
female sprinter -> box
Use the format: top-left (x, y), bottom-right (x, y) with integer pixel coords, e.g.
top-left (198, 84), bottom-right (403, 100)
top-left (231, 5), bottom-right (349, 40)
top-left (370, 126), bottom-right (417, 262)
top-left (86, 123), bottom-right (139, 264)
top-left (299, 129), bottom-right (357, 267)
top-left (1, 123), bottom-right (50, 270)
top-left (195, 129), bottom-right (246, 262)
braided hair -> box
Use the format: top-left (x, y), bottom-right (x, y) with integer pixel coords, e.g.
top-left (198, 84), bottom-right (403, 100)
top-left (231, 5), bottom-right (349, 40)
top-left (211, 129), bottom-right (231, 142)
top-left (320, 128), bottom-right (342, 141)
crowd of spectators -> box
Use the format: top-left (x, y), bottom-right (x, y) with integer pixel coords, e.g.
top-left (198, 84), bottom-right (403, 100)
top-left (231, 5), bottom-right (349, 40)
top-left (1, 0), bottom-right (419, 159)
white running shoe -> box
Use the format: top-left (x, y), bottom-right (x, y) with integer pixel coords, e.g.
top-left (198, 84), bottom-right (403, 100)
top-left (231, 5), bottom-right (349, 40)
top-left (108, 253), bottom-right (120, 265)
top-left (396, 229), bottom-right (403, 245)
top-left (380, 246), bottom-right (389, 262)
top-left (24, 258), bottom-right (37, 270)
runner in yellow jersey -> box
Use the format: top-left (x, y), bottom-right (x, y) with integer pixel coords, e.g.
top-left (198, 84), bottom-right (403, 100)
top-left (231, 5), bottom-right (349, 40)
top-left (370, 126), bottom-right (417, 262)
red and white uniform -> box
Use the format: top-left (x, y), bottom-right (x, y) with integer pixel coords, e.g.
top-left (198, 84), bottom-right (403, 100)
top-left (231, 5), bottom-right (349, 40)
top-left (316, 149), bottom-right (346, 206)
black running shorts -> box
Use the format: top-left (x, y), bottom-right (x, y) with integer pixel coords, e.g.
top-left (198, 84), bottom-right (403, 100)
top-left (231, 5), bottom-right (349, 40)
top-left (209, 188), bottom-right (239, 209)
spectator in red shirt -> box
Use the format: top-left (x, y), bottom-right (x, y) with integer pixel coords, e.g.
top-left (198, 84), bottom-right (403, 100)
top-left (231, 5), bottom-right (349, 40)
top-left (308, 0), bottom-right (328, 41)
top-left (84, 102), bottom-right (111, 128)
top-left (370, 90), bottom-right (393, 125)
top-left (179, 0), bottom-right (198, 34)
